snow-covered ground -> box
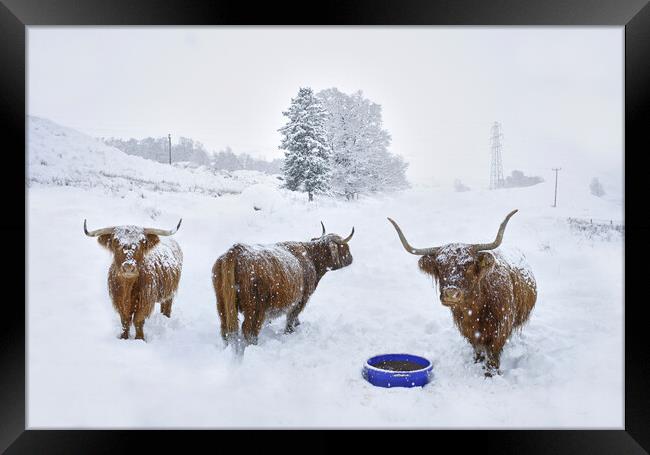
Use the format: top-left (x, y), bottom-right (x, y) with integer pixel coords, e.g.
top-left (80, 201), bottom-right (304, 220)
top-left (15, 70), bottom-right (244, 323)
top-left (27, 117), bottom-right (623, 428)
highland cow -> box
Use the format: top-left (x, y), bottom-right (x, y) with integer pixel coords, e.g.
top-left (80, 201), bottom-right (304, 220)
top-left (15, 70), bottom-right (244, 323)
top-left (388, 210), bottom-right (536, 376)
top-left (212, 222), bottom-right (354, 351)
top-left (84, 219), bottom-right (183, 341)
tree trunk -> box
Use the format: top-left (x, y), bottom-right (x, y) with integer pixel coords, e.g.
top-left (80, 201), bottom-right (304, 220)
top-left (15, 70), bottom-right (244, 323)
top-left (308, 192), bottom-right (313, 202)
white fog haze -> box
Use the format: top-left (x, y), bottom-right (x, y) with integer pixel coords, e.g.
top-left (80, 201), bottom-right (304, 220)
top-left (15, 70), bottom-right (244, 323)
top-left (28, 27), bottom-right (622, 191)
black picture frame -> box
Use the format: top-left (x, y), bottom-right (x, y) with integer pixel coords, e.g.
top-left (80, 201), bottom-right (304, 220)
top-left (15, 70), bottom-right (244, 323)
top-left (2, 0), bottom-right (648, 452)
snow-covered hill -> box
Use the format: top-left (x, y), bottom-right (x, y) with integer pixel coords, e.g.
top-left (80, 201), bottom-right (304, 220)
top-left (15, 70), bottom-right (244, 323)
top-left (27, 116), bottom-right (279, 196)
top-left (26, 117), bottom-right (623, 428)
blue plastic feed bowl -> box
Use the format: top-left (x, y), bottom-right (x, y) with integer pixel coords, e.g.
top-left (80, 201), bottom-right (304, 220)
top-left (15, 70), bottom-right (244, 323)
top-left (362, 353), bottom-right (433, 388)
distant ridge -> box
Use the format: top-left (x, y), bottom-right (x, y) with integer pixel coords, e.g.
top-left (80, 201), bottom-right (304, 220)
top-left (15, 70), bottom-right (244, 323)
top-left (27, 116), bottom-right (277, 196)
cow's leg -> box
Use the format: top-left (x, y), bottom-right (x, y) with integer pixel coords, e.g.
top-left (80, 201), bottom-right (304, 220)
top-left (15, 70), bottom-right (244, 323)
top-left (160, 298), bottom-right (173, 318)
top-left (242, 307), bottom-right (264, 346)
top-left (134, 321), bottom-right (146, 341)
top-left (133, 309), bottom-right (147, 341)
top-left (484, 356), bottom-right (501, 377)
top-left (216, 293), bottom-right (231, 344)
top-left (119, 313), bottom-right (131, 339)
top-left (285, 299), bottom-right (308, 334)
top-left (484, 341), bottom-right (505, 377)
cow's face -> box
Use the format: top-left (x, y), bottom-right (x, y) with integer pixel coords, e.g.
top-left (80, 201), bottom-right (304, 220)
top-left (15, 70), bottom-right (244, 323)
top-left (419, 244), bottom-right (495, 308)
top-left (310, 223), bottom-right (354, 272)
top-left (324, 235), bottom-right (354, 270)
top-left (98, 226), bottom-right (159, 280)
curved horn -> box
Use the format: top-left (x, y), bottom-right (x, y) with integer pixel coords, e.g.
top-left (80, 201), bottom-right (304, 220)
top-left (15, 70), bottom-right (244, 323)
top-left (338, 227), bottom-right (355, 244)
top-left (84, 219), bottom-right (114, 237)
top-left (387, 217), bottom-right (440, 256)
top-left (310, 221), bottom-right (327, 241)
top-left (144, 218), bottom-right (182, 236)
top-left (472, 209), bottom-right (518, 251)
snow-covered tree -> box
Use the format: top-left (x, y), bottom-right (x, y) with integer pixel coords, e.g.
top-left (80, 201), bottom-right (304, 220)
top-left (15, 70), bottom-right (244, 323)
top-left (503, 170), bottom-right (544, 188)
top-left (212, 146), bottom-right (239, 171)
top-left (104, 137), bottom-right (282, 173)
top-left (279, 87), bottom-right (331, 201)
top-left (454, 179), bottom-right (470, 192)
top-left (317, 88), bottom-right (408, 199)
top-left (104, 136), bottom-right (210, 166)
top-left (590, 177), bottom-right (606, 197)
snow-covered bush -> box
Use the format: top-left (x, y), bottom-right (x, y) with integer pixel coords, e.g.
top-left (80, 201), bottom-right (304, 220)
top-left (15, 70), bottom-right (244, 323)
top-left (589, 177), bottom-right (606, 197)
top-left (454, 179), bottom-right (470, 192)
top-left (503, 170), bottom-right (544, 188)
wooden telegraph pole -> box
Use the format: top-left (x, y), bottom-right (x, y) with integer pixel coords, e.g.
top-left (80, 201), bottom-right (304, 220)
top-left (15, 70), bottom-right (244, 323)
top-left (552, 168), bottom-right (561, 207)
top-left (168, 134), bottom-right (172, 165)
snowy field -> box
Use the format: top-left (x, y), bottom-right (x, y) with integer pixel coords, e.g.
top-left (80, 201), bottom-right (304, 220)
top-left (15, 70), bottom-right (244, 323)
top-left (27, 118), bottom-right (623, 428)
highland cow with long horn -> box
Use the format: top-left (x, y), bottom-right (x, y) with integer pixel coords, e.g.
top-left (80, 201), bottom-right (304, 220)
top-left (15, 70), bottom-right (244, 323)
top-left (212, 222), bottom-right (354, 352)
top-left (84, 219), bottom-right (183, 341)
top-left (388, 210), bottom-right (537, 375)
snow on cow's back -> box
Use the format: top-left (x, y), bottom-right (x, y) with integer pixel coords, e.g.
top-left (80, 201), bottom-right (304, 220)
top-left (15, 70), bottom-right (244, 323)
top-left (147, 237), bottom-right (183, 270)
top-left (493, 246), bottom-right (536, 288)
top-left (237, 242), bottom-right (303, 276)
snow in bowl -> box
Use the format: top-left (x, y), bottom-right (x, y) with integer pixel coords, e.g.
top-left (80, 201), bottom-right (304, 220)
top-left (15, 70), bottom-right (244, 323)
top-left (362, 353), bottom-right (433, 388)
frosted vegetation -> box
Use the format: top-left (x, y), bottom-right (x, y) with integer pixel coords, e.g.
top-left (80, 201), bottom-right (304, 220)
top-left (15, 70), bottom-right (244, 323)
top-left (94, 86), bottom-right (411, 203)
top-left (590, 177), bottom-right (606, 197)
top-left (279, 87), bottom-right (409, 201)
top-left (103, 137), bottom-right (283, 175)
top-left (503, 170), bottom-right (544, 188)
top-left (27, 116), bottom-right (622, 428)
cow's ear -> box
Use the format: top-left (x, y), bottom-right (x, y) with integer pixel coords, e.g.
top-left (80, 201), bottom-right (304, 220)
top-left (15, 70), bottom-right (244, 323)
top-left (144, 234), bottom-right (160, 250)
top-left (477, 252), bottom-right (495, 271)
top-left (418, 255), bottom-right (437, 276)
top-left (97, 234), bottom-right (112, 249)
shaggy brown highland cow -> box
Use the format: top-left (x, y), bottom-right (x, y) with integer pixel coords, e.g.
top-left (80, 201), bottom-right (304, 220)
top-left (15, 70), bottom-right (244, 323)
top-left (84, 219), bottom-right (183, 341)
top-left (212, 222), bottom-right (354, 352)
top-left (388, 210), bottom-right (537, 376)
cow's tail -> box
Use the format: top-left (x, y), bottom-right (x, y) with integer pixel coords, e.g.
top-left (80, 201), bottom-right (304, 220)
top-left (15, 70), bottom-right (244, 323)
top-left (214, 250), bottom-right (241, 353)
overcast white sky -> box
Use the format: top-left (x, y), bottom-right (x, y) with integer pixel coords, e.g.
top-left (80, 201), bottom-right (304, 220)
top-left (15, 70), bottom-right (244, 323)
top-left (28, 27), bottom-right (622, 188)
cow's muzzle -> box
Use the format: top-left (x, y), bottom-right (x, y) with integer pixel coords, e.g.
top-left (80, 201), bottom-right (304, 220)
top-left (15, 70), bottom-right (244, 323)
top-left (440, 287), bottom-right (463, 306)
top-left (120, 262), bottom-right (139, 279)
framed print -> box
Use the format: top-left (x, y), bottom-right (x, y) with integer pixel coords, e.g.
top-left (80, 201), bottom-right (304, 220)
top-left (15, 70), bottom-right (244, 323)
top-left (2, 0), bottom-right (648, 452)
